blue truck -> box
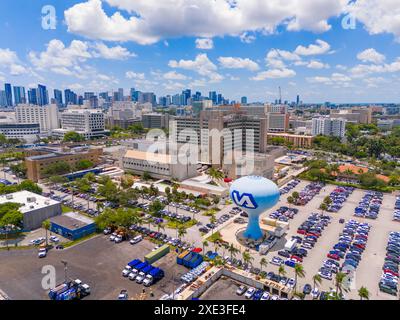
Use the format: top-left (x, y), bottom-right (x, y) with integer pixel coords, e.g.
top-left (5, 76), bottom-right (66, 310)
top-left (122, 259), bottom-right (142, 277)
top-left (48, 279), bottom-right (91, 300)
top-left (128, 261), bottom-right (149, 281)
top-left (143, 267), bottom-right (165, 286)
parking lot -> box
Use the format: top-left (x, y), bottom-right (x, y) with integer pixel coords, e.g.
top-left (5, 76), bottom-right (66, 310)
top-left (200, 276), bottom-right (246, 300)
top-left (0, 235), bottom-right (187, 300)
top-left (243, 180), bottom-right (400, 300)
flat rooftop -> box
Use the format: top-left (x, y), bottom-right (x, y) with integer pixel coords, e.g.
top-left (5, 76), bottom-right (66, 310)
top-left (50, 212), bottom-right (94, 231)
top-left (0, 191), bottom-right (60, 213)
top-left (124, 149), bottom-right (171, 164)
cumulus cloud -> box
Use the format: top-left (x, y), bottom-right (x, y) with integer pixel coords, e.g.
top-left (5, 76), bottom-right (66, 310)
top-left (195, 38), bottom-right (214, 50)
top-left (218, 57), bottom-right (259, 71)
top-left (294, 39), bottom-right (331, 56)
top-left (307, 72), bottom-right (351, 85)
top-left (92, 42), bottom-right (136, 60)
top-left (169, 53), bottom-right (223, 82)
top-left (348, 0), bottom-right (400, 42)
top-left (357, 48), bottom-right (386, 64)
top-left (251, 68), bottom-right (296, 80)
top-left (64, 0), bottom-right (347, 44)
top-left (164, 71), bottom-right (188, 80)
top-left (125, 71), bottom-right (145, 80)
top-left (0, 48), bottom-right (28, 76)
top-left (307, 60), bottom-right (329, 69)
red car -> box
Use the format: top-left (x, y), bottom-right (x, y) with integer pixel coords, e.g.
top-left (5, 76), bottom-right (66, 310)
top-left (149, 232), bottom-right (156, 238)
top-left (307, 232), bottom-right (320, 238)
top-left (297, 229), bottom-right (307, 235)
top-left (327, 253), bottom-right (340, 261)
top-left (291, 255), bottom-right (303, 263)
top-left (383, 269), bottom-right (399, 277)
top-left (354, 243), bottom-right (366, 249)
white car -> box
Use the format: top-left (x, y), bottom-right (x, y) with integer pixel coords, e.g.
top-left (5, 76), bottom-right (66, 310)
top-left (135, 272), bottom-right (146, 284)
top-left (128, 271), bottom-right (138, 280)
top-left (49, 236), bottom-right (60, 243)
top-left (236, 285), bottom-right (247, 296)
top-left (244, 287), bottom-right (255, 299)
top-left (270, 256), bottom-right (283, 266)
top-left (311, 288), bottom-right (320, 299)
top-left (114, 235), bottom-right (123, 243)
top-left (260, 292), bottom-right (270, 300)
top-left (130, 235), bottom-right (142, 245)
top-left (109, 233), bottom-right (118, 241)
top-left (38, 248), bottom-right (47, 258)
top-left (287, 278), bottom-right (296, 289)
top-left (270, 295), bottom-right (279, 300)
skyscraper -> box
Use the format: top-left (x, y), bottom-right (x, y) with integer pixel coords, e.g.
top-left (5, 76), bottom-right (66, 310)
top-left (296, 95), bottom-right (300, 106)
top-left (13, 86), bottom-right (26, 105)
top-left (64, 89), bottom-right (77, 105)
top-left (0, 91), bottom-right (7, 107)
top-left (209, 91), bottom-right (217, 105)
top-left (4, 83), bottom-right (12, 107)
top-left (28, 88), bottom-right (38, 105)
top-left (37, 84), bottom-right (49, 106)
top-left (241, 97), bottom-right (248, 105)
top-left (54, 89), bottom-right (63, 106)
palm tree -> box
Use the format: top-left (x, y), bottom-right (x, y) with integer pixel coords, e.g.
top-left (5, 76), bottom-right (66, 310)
top-left (242, 251), bottom-right (254, 267)
top-left (334, 272), bottom-right (347, 298)
top-left (312, 274), bottom-right (322, 290)
top-left (320, 203), bottom-right (328, 214)
top-left (209, 214), bottom-right (217, 236)
top-left (202, 240), bottom-right (209, 253)
top-left (260, 258), bottom-right (268, 272)
top-left (278, 265), bottom-right (286, 278)
top-left (177, 226), bottom-right (187, 241)
top-left (294, 264), bottom-right (306, 293)
top-left (228, 243), bottom-right (240, 261)
top-left (42, 219), bottom-right (51, 247)
top-left (358, 286), bottom-right (370, 300)
top-left (208, 167), bottom-right (224, 183)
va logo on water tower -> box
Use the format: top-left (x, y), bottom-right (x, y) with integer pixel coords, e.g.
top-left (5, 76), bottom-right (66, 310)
top-left (231, 190), bottom-right (258, 209)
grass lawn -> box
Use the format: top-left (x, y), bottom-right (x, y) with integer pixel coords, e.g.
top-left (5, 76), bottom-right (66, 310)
top-left (61, 205), bottom-right (73, 213)
top-left (166, 219), bottom-right (198, 229)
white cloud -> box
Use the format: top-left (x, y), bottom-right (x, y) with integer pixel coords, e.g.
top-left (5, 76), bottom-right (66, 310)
top-left (218, 57), bottom-right (259, 71)
top-left (350, 58), bottom-right (400, 77)
top-left (0, 48), bottom-right (28, 76)
top-left (294, 39), bottom-right (331, 56)
top-left (251, 68), bottom-right (296, 80)
top-left (164, 71), bottom-right (188, 80)
top-left (240, 32), bottom-right (256, 43)
top-left (163, 81), bottom-right (186, 91)
top-left (195, 38), bottom-right (214, 50)
top-left (307, 72), bottom-right (351, 85)
top-left (125, 71), bottom-right (145, 79)
top-left (357, 48), bottom-right (386, 64)
top-left (169, 53), bottom-right (223, 82)
top-left (64, 0), bottom-right (347, 44)
top-left (307, 60), bottom-right (329, 69)
top-left (92, 42), bottom-right (136, 60)
top-left (348, 0), bottom-right (400, 42)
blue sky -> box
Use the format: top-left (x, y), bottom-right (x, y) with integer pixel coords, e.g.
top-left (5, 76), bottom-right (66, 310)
top-left (1, 0), bottom-right (400, 103)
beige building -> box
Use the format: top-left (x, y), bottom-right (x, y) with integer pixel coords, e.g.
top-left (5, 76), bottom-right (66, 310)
top-left (267, 133), bottom-right (313, 148)
top-left (122, 149), bottom-right (197, 181)
top-left (25, 146), bottom-right (103, 182)
top-left (330, 107), bottom-right (372, 124)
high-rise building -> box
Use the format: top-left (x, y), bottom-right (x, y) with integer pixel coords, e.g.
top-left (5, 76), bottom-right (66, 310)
top-left (4, 83), bottom-right (12, 107)
top-left (0, 90), bottom-right (7, 107)
top-left (296, 95), bottom-right (300, 106)
top-left (311, 117), bottom-right (346, 138)
top-left (28, 88), bottom-right (38, 105)
top-left (209, 91), bottom-right (217, 105)
top-left (241, 97), bottom-right (248, 105)
top-left (15, 104), bottom-right (59, 133)
top-left (13, 86), bottom-right (26, 105)
top-left (64, 89), bottom-right (77, 105)
top-left (53, 89), bottom-right (63, 106)
top-left (84, 92), bottom-right (95, 100)
top-left (37, 84), bottom-right (49, 106)
top-left (141, 92), bottom-right (156, 106)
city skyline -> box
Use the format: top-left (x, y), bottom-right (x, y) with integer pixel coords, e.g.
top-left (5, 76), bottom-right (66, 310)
top-left (1, 1), bottom-right (400, 103)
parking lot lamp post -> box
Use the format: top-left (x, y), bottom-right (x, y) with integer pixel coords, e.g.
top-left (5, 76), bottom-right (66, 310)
top-left (61, 260), bottom-right (68, 283)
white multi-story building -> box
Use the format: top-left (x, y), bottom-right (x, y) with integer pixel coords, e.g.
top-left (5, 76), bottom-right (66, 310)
top-left (53, 109), bottom-right (109, 139)
top-left (15, 104), bottom-right (59, 133)
top-left (312, 117), bottom-right (346, 138)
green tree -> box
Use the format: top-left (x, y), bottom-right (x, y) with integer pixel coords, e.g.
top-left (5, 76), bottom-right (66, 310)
top-left (74, 160), bottom-right (94, 171)
top-left (202, 240), bottom-right (208, 253)
top-left (208, 167), bottom-right (224, 183)
top-left (242, 251), bottom-right (254, 267)
top-left (98, 180), bottom-right (118, 202)
top-left (63, 131), bottom-right (84, 142)
top-left (42, 219), bottom-right (51, 247)
top-left (177, 225), bottom-right (187, 240)
top-left (358, 286), bottom-right (370, 300)
top-left (18, 180), bottom-right (42, 194)
top-left (149, 200), bottom-right (165, 217)
top-left (334, 272), bottom-right (347, 298)
top-left (228, 243), bottom-right (240, 261)
top-left (312, 274), bottom-right (322, 291)
top-left (278, 265), bottom-right (286, 278)
top-left (260, 258), bottom-right (268, 272)
top-left (43, 161), bottom-right (71, 176)
top-left (294, 264), bottom-right (306, 293)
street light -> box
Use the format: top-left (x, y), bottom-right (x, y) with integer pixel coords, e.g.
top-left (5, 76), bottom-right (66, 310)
top-left (61, 260), bottom-right (68, 283)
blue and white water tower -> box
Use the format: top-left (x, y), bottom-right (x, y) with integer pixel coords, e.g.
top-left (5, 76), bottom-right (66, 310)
top-left (230, 176), bottom-right (280, 241)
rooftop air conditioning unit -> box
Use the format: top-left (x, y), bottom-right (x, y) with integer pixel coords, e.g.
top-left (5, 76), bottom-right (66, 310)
top-left (27, 197), bottom-right (36, 202)
top-left (6, 195), bottom-right (13, 200)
